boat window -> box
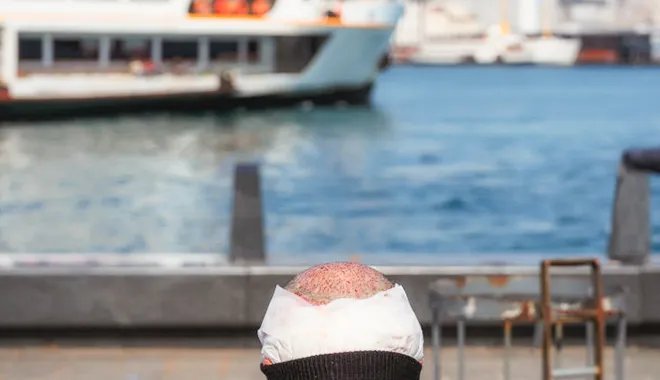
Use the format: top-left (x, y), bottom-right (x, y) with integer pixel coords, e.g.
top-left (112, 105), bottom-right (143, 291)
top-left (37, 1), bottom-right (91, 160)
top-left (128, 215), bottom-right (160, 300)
top-left (162, 40), bottom-right (199, 61)
top-left (274, 35), bottom-right (329, 73)
top-left (53, 38), bottom-right (100, 61)
top-left (18, 36), bottom-right (42, 61)
top-left (210, 40), bottom-right (238, 62)
top-left (247, 39), bottom-right (259, 63)
top-left (0, 29), bottom-right (3, 76)
top-left (110, 37), bottom-right (152, 61)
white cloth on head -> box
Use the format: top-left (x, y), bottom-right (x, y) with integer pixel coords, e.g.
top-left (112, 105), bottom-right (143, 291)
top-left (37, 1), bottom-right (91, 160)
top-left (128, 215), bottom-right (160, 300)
top-left (258, 284), bottom-right (424, 364)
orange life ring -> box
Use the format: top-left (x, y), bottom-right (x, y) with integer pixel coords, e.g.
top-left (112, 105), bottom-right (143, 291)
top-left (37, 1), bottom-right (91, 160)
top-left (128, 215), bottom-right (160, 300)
top-left (251, 0), bottom-right (271, 16)
top-left (215, 0), bottom-right (249, 15)
top-left (193, 0), bottom-right (213, 14)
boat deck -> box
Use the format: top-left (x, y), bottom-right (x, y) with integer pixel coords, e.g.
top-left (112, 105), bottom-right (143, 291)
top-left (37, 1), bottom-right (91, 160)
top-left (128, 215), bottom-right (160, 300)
top-left (1, 344), bottom-right (659, 380)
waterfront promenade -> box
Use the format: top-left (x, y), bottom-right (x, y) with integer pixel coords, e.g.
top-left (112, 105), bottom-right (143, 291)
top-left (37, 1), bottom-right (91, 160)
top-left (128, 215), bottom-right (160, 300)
top-left (1, 344), bottom-right (659, 380)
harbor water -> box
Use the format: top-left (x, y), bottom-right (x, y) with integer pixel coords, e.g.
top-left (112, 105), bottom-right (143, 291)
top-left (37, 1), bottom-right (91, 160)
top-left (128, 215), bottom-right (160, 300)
top-left (1, 66), bottom-right (660, 264)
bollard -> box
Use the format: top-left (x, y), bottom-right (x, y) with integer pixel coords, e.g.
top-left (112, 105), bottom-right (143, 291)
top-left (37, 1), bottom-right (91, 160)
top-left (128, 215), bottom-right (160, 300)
top-left (607, 148), bottom-right (657, 265)
top-left (229, 163), bottom-right (266, 264)
top-left (622, 147), bottom-right (660, 174)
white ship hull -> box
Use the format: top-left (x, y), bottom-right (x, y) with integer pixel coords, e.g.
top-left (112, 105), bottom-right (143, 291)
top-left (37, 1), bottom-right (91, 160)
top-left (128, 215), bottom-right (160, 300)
top-left (398, 38), bottom-right (535, 66)
top-left (401, 39), bottom-right (483, 65)
top-left (472, 42), bottom-right (533, 65)
top-left (0, 82), bottom-right (374, 121)
top-left (390, 0), bottom-right (581, 68)
top-left (528, 37), bottom-right (582, 66)
top-left (398, 36), bottom-right (581, 67)
top-left (4, 25), bottom-right (394, 101)
top-left (397, 23), bottom-right (535, 66)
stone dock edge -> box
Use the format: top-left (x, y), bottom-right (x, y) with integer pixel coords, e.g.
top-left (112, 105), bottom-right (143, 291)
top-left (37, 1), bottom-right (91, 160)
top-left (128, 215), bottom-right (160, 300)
top-left (1, 264), bottom-right (660, 331)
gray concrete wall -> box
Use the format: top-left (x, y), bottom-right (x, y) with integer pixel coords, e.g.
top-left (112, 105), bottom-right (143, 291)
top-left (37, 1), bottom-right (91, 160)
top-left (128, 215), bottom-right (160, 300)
top-left (0, 264), bottom-right (659, 328)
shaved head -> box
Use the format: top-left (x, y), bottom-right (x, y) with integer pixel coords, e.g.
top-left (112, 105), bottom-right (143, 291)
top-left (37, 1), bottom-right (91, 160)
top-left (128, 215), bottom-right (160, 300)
top-left (285, 262), bottom-right (394, 305)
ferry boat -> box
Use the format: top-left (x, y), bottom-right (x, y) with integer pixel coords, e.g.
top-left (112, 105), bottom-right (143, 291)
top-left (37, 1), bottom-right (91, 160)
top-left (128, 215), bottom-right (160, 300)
top-left (0, 0), bottom-right (404, 122)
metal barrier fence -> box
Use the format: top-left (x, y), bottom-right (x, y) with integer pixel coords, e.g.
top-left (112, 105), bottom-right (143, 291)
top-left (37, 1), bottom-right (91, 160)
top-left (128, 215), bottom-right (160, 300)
top-left (429, 258), bottom-right (627, 380)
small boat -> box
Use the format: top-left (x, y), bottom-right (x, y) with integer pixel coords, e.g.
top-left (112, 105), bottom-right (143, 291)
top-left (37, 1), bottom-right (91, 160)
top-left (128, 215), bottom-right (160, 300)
top-left (528, 36), bottom-right (581, 66)
top-left (391, 1), bottom-right (485, 65)
top-left (0, 0), bottom-right (404, 122)
top-left (392, 0), bottom-right (534, 66)
top-left (473, 25), bottom-right (533, 65)
top-left (525, 0), bottom-right (580, 66)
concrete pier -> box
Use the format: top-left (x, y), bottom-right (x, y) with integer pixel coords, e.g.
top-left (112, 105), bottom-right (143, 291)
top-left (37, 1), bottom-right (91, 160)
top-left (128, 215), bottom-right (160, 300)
top-left (0, 263), bottom-right (659, 328)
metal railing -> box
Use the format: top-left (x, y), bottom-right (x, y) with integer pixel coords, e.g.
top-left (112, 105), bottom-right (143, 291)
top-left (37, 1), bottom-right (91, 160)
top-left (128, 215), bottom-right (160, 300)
top-left (429, 258), bottom-right (627, 380)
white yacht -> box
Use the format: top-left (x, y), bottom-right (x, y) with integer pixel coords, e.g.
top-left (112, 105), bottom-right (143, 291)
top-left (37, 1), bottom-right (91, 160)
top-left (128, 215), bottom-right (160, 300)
top-left (392, 1), bottom-right (533, 66)
top-left (472, 25), bottom-right (533, 65)
top-left (527, 36), bottom-right (581, 66)
top-left (0, 0), bottom-right (404, 121)
top-left (392, 0), bottom-right (581, 67)
top-left (517, 0), bottom-right (581, 66)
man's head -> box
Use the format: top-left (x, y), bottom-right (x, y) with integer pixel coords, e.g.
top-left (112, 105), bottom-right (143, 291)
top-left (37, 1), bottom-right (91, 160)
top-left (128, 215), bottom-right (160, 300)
top-left (284, 261), bottom-right (394, 305)
top-left (258, 262), bottom-right (423, 380)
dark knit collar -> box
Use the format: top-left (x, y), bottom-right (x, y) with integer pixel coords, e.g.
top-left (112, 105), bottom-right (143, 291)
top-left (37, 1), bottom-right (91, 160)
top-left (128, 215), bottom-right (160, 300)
top-left (261, 351), bottom-right (422, 380)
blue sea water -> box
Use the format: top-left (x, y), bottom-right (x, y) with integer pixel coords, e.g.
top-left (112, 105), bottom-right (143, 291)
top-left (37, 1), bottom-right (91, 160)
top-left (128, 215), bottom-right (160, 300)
top-left (1, 66), bottom-right (660, 264)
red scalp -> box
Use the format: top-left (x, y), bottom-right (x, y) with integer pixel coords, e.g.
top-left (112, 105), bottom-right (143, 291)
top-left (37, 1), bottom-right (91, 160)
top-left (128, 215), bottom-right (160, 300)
top-left (284, 262), bottom-right (394, 305)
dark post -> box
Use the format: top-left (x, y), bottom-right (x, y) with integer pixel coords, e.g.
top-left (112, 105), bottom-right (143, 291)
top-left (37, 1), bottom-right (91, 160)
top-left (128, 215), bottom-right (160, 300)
top-left (229, 163), bottom-right (266, 264)
top-left (607, 148), bottom-right (660, 265)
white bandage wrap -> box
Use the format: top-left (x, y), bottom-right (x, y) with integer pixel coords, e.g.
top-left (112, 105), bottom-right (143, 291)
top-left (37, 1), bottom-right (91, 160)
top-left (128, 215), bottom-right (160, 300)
top-left (258, 284), bottom-right (424, 364)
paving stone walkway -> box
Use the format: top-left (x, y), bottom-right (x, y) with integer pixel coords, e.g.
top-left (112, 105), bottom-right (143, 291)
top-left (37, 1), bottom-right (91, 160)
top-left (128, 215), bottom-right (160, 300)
top-left (0, 345), bottom-right (658, 380)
